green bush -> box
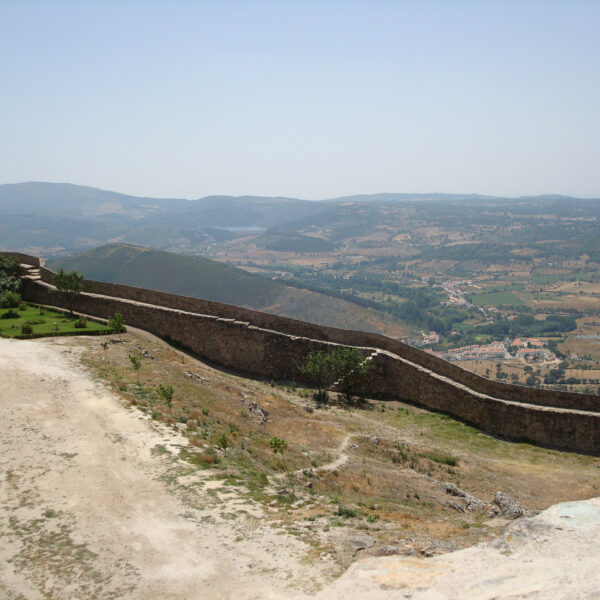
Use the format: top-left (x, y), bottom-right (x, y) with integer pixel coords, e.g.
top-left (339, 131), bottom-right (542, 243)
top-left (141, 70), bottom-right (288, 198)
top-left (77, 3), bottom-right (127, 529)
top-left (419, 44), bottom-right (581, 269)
top-left (129, 354), bottom-right (141, 369)
top-left (74, 317), bottom-right (87, 328)
top-left (1, 310), bottom-right (20, 319)
top-left (21, 324), bottom-right (33, 334)
top-left (108, 312), bottom-right (125, 332)
top-left (1, 291), bottom-right (21, 308)
top-left (335, 505), bottom-right (357, 518)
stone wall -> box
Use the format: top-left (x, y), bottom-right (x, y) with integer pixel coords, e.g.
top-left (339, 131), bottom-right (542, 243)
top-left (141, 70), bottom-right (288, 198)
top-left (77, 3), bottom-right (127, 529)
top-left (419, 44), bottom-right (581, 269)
top-left (6, 252), bottom-right (599, 454)
top-left (2, 252), bottom-right (42, 267)
top-left (357, 353), bottom-right (600, 455)
top-left (34, 266), bottom-right (600, 413)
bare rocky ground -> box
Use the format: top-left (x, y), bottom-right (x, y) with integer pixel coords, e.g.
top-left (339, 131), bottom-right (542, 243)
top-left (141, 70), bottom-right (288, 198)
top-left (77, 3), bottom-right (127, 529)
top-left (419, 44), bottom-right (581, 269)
top-left (2, 334), bottom-right (600, 600)
top-left (310, 497), bottom-right (600, 599)
top-left (0, 337), bottom-right (333, 599)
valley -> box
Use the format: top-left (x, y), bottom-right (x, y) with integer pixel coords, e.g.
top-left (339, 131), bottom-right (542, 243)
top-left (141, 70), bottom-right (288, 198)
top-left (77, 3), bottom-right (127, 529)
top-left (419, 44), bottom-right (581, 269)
top-left (4, 182), bottom-right (592, 396)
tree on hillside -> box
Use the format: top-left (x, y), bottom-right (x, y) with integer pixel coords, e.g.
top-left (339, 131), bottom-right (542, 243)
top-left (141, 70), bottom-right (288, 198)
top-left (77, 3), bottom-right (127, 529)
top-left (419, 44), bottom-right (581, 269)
top-left (301, 346), bottom-right (372, 402)
top-left (157, 383), bottom-right (174, 415)
top-left (52, 269), bottom-right (83, 315)
top-left (301, 350), bottom-right (336, 401)
top-left (331, 347), bottom-right (372, 400)
top-left (269, 436), bottom-right (293, 491)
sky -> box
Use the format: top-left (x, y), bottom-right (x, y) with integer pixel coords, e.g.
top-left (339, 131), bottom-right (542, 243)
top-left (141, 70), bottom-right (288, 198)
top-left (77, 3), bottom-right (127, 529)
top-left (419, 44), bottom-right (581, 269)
top-left (1, 1), bottom-right (599, 200)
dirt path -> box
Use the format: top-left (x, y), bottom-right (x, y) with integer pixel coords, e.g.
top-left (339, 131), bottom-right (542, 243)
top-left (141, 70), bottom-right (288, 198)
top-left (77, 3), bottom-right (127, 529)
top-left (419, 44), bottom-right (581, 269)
top-left (312, 435), bottom-right (352, 473)
top-left (0, 337), bottom-right (334, 600)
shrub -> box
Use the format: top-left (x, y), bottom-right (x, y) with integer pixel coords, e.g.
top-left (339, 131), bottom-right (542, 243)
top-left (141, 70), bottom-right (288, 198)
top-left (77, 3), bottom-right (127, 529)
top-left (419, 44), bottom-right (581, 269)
top-left (74, 318), bottom-right (87, 328)
top-left (108, 313), bottom-right (125, 332)
top-left (335, 505), bottom-right (357, 518)
top-left (156, 383), bottom-right (174, 414)
top-left (129, 354), bottom-right (141, 370)
top-left (21, 324), bottom-right (33, 334)
top-left (312, 389), bottom-right (329, 402)
top-left (421, 451), bottom-right (459, 467)
top-left (1, 310), bottom-right (20, 319)
top-left (196, 452), bottom-right (218, 465)
top-left (1, 291), bottom-right (21, 308)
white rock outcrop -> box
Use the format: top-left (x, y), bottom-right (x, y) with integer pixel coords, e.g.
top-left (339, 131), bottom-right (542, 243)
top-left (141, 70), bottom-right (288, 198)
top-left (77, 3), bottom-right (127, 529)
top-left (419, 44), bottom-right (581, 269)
top-left (310, 497), bottom-right (600, 599)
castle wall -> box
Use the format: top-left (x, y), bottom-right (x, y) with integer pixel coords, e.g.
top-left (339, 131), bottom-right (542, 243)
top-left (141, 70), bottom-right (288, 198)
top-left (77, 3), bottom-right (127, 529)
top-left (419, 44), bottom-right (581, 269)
top-left (31, 268), bottom-right (599, 413)
top-left (2, 252), bottom-right (42, 267)
top-left (356, 353), bottom-right (600, 455)
top-left (19, 275), bottom-right (600, 454)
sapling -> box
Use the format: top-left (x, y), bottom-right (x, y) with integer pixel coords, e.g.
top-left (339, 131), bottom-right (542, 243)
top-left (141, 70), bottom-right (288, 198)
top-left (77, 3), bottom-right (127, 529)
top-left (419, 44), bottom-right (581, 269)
top-left (269, 436), bottom-right (294, 491)
top-left (156, 383), bottom-right (174, 415)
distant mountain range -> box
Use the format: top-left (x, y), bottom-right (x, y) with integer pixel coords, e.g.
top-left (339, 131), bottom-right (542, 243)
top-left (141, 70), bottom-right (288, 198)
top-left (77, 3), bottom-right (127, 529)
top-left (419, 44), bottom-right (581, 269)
top-left (2, 181), bottom-right (597, 257)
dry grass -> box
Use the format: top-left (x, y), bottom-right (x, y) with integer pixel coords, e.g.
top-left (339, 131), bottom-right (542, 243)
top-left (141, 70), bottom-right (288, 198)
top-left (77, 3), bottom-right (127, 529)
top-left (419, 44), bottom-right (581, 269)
top-left (76, 330), bottom-right (600, 566)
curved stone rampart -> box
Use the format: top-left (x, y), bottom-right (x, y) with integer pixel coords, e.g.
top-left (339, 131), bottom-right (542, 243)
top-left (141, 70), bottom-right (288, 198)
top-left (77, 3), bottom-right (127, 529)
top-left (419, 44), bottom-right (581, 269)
top-left (7, 253), bottom-right (600, 454)
top-left (39, 265), bottom-right (600, 412)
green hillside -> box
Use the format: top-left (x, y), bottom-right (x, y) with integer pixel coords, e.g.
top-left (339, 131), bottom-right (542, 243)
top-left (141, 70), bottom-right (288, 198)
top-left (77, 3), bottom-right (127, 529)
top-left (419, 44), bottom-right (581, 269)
top-left (48, 244), bottom-right (411, 337)
top-left (49, 244), bottom-right (281, 308)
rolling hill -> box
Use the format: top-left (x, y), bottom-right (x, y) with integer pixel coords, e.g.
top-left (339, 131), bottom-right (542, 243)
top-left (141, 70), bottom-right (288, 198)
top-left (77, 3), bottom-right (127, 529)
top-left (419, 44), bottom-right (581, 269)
top-left (48, 244), bottom-right (410, 336)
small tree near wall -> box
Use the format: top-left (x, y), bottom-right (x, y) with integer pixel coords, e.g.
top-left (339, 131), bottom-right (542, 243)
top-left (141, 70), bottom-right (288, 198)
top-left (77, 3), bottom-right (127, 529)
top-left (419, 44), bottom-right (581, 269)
top-left (301, 347), bottom-right (372, 402)
top-left (301, 350), bottom-right (336, 401)
top-left (331, 347), bottom-right (372, 400)
top-left (52, 269), bottom-right (83, 315)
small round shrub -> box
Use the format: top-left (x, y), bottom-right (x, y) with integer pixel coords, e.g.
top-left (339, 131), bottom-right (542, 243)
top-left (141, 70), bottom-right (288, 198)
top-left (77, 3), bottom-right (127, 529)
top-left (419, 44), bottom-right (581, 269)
top-left (1, 291), bottom-right (21, 308)
top-left (21, 324), bottom-right (33, 335)
top-left (74, 317), bottom-right (87, 328)
top-left (108, 312), bottom-right (125, 332)
top-left (1, 310), bottom-right (20, 320)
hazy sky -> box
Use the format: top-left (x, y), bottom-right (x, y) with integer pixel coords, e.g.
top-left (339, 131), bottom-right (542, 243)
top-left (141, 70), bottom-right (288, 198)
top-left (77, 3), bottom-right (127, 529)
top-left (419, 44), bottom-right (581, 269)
top-left (1, 1), bottom-right (599, 199)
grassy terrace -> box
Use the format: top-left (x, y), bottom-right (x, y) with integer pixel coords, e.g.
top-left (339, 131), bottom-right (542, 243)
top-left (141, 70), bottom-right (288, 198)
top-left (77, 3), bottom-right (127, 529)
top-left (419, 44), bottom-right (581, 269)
top-left (0, 304), bottom-right (111, 338)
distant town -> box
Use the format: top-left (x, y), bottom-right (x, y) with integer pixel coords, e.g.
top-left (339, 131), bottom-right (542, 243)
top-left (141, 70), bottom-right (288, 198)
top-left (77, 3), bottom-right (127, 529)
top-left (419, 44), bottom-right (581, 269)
top-left (420, 336), bottom-right (555, 363)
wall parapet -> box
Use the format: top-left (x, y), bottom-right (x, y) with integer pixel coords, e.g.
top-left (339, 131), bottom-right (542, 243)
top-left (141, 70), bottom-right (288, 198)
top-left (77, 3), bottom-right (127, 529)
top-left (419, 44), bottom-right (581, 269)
top-left (0, 251), bottom-right (42, 267)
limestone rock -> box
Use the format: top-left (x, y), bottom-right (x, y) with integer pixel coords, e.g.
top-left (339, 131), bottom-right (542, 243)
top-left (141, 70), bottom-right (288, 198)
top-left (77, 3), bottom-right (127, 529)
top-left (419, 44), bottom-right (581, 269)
top-left (440, 482), bottom-right (488, 512)
top-left (494, 491), bottom-right (526, 519)
top-left (347, 535), bottom-right (376, 551)
top-left (312, 498), bottom-right (600, 600)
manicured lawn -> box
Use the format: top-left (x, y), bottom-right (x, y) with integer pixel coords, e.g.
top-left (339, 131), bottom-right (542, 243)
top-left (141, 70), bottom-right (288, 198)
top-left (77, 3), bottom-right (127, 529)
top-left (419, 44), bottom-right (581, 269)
top-left (0, 304), bottom-right (111, 338)
top-left (469, 291), bottom-right (526, 307)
